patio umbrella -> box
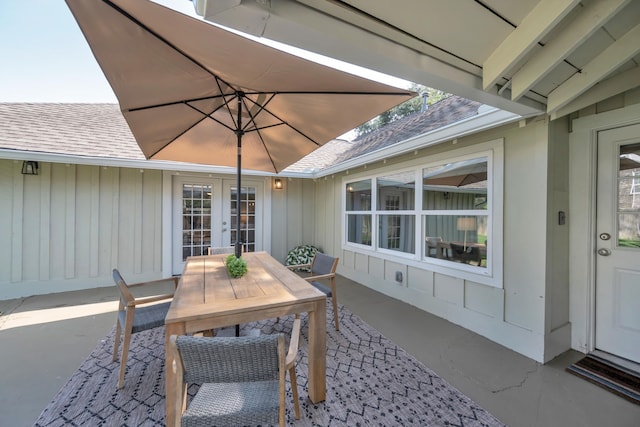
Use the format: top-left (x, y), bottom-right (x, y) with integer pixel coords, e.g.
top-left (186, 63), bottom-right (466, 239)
top-left (66, 0), bottom-right (415, 258)
top-left (423, 158), bottom-right (487, 188)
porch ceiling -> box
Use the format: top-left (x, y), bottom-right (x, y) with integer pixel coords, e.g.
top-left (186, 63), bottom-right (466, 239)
top-left (194, 0), bottom-right (640, 120)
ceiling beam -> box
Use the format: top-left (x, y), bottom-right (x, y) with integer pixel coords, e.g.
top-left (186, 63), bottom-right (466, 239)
top-left (547, 23), bottom-right (640, 114)
top-left (482, 0), bottom-right (579, 92)
top-left (550, 67), bottom-right (640, 120)
top-left (511, 0), bottom-right (630, 101)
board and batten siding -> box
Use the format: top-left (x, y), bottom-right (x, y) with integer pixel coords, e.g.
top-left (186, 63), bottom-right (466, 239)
top-left (269, 177), bottom-right (318, 263)
top-left (0, 160), bottom-right (163, 299)
top-left (311, 118), bottom-right (571, 364)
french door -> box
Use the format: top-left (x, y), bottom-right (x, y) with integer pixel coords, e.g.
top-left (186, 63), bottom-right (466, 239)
top-left (172, 176), bottom-right (262, 274)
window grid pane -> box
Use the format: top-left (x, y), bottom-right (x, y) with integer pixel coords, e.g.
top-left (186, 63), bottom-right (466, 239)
top-left (182, 184), bottom-right (212, 261)
top-left (230, 186), bottom-right (256, 253)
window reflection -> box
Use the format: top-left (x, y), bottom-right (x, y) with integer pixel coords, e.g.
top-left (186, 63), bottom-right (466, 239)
top-left (423, 157), bottom-right (489, 268)
top-left (346, 179), bottom-right (371, 211)
top-left (618, 143), bottom-right (640, 248)
top-left (377, 172), bottom-right (415, 210)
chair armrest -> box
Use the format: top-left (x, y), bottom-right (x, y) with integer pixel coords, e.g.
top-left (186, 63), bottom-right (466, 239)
top-left (128, 276), bottom-right (179, 289)
top-left (128, 293), bottom-right (174, 307)
top-left (285, 317), bottom-right (301, 368)
top-left (304, 273), bottom-right (334, 282)
top-left (286, 263), bottom-right (311, 270)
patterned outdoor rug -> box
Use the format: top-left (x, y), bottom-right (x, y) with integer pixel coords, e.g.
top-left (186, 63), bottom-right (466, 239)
top-left (34, 304), bottom-right (505, 426)
top-left (567, 353), bottom-right (640, 405)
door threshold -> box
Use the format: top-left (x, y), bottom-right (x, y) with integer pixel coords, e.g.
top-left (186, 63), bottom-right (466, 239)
top-left (591, 350), bottom-right (640, 375)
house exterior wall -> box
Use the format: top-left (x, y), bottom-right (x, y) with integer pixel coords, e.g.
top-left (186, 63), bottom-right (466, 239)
top-left (307, 118), bottom-right (571, 363)
top-left (0, 161), bottom-right (163, 299)
top-left (269, 177), bottom-right (319, 262)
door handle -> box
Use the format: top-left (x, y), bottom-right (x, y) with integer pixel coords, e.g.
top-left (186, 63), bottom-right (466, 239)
top-left (222, 228), bottom-right (228, 232)
top-left (597, 248), bottom-right (611, 256)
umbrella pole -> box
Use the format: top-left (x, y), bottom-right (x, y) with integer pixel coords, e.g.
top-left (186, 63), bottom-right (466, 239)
top-left (235, 94), bottom-right (243, 259)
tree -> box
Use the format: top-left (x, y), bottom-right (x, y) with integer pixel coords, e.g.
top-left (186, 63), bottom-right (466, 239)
top-left (355, 84), bottom-right (450, 137)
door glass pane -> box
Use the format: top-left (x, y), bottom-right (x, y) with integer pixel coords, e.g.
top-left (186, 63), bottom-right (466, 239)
top-left (618, 143), bottom-right (640, 248)
top-left (182, 184), bottom-right (212, 260)
top-left (230, 186), bottom-right (256, 253)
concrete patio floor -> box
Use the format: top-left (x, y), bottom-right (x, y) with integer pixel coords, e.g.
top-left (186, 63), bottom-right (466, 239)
top-left (1, 275), bottom-right (639, 427)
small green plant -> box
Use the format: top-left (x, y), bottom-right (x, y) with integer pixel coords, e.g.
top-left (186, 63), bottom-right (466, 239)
top-left (226, 254), bottom-right (248, 278)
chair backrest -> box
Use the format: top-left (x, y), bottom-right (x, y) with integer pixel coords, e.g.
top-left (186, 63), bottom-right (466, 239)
top-left (112, 268), bottom-right (134, 307)
top-left (208, 246), bottom-right (236, 255)
top-left (175, 334), bottom-right (284, 384)
top-left (310, 252), bottom-right (339, 276)
top-left (425, 236), bottom-right (443, 247)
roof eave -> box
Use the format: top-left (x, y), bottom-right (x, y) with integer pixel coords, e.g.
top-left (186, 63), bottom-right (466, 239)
top-left (0, 149), bottom-right (290, 177)
top-left (313, 106), bottom-right (525, 178)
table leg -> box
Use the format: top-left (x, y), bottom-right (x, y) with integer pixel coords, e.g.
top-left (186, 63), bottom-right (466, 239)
top-left (165, 322), bottom-right (185, 427)
top-left (306, 299), bottom-right (327, 403)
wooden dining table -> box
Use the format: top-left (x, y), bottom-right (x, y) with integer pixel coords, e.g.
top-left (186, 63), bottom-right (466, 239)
top-left (164, 251), bottom-right (327, 427)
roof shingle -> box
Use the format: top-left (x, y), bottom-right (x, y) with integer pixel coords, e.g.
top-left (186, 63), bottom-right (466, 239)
top-left (0, 103), bottom-right (145, 160)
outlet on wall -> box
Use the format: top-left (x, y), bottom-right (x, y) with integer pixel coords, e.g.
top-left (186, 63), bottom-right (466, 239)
top-left (395, 271), bottom-right (403, 283)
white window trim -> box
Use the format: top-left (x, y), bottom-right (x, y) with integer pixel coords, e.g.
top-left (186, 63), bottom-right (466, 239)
top-left (342, 138), bottom-right (504, 288)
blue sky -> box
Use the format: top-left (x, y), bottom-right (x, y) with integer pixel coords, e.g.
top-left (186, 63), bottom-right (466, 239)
top-left (0, 1), bottom-right (193, 103)
top-left (0, 1), bottom-right (408, 104)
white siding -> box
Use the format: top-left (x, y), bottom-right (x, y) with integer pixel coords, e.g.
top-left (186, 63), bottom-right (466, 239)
top-left (0, 161), bottom-right (164, 299)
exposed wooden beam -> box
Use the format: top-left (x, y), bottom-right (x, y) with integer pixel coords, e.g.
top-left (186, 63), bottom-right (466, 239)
top-left (547, 23), bottom-right (640, 114)
top-left (511, 0), bottom-right (630, 101)
top-left (550, 67), bottom-right (640, 120)
top-left (482, 0), bottom-right (579, 91)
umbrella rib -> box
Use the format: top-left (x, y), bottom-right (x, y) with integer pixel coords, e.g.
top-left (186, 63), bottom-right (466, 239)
top-left (137, 96), bottom-right (237, 160)
top-left (102, 0), bottom-right (238, 88)
top-left (239, 93), bottom-right (275, 133)
top-left (239, 94), bottom-right (279, 173)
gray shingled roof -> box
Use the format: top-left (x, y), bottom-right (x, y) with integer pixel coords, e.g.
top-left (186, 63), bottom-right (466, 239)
top-left (0, 103), bottom-right (350, 172)
top-left (283, 138), bottom-right (354, 173)
top-left (0, 97), bottom-right (483, 173)
top-left (0, 103), bottom-right (145, 160)
top-left (334, 95), bottom-right (482, 165)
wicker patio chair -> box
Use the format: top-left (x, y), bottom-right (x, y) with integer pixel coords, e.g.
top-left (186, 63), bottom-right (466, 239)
top-left (169, 317), bottom-right (302, 427)
top-left (112, 269), bottom-right (177, 389)
top-left (287, 252), bottom-right (340, 330)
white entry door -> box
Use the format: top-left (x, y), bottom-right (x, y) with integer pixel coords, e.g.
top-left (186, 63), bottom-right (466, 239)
top-left (595, 124), bottom-right (640, 363)
top-left (172, 176), bottom-right (263, 274)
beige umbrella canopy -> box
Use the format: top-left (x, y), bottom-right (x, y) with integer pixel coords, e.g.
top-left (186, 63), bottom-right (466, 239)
top-left (423, 158), bottom-right (488, 188)
top-left (66, 0), bottom-right (415, 257)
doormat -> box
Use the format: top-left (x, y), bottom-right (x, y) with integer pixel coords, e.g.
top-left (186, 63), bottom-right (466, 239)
top-left (566, 353), bottom-right (640, 405)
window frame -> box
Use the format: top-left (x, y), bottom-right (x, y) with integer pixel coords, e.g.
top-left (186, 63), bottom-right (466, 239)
top-left (341, 139), bottom-right (504, 288)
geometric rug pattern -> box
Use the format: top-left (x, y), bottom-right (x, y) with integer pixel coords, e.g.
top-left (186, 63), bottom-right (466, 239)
top-left (35, 304), bottom-right (505, 426)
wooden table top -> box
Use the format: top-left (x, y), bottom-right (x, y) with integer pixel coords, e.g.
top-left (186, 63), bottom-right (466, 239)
top-left (166, 251), bottom-right (326, 325)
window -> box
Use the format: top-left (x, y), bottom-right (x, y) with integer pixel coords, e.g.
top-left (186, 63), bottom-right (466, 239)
top-left (377, 172), bottom-right (415, 254)
top-left (343, 144), bottom-right (501, 285)
top-left (345, 179), bottom-right (372, 246)
top-left (422, 157), bottom-right (488, 268)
